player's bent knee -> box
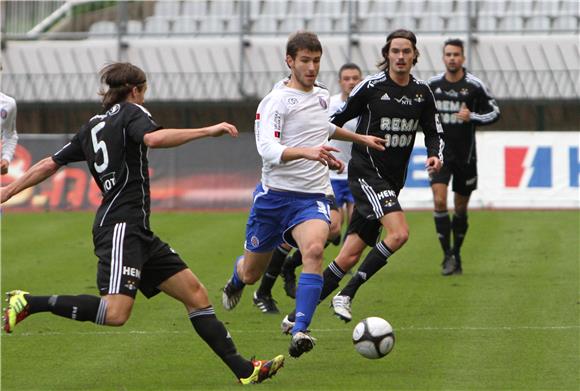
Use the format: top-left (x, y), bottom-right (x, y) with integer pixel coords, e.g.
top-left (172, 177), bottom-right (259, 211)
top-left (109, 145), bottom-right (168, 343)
top-left (389, 230), bottom-right (409, 248)
top-left (105, 309), bottom-right (131, 326)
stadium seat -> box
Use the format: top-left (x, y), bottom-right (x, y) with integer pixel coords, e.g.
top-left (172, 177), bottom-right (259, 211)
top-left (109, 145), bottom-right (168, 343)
top-left (153, 0), bottom-right (181, 17)
top-left (144, 17), bottom-right (172, 36)
top-left (399, 0), bottom-right (426, 15)
top-left (88, 21), bottom-right (117, 38)
top-left (429, 0), bottom-right (453, 14)
top-left (317, 0), bottom-right (345, 16)
top-left (252, 16), bottom-right (279, 34)
top-left (446, 13), bottom-right (469, 32)
top-left (498, 15), bottom-right (524, 32)
top-left (279, 16), bottom-right (306, 34)
top-left (505, 0), bottom-right (533, 15)
top-left (552, 15), bottom-right (578, 31)
top-left (309, 15), bottom-right (334, 33)
top-left (211, 0), bottom-right (239, 16)
top-left (360, 15), bottom-right (389, 33)
top-left (198, 16), bottom-right (226, 34)
top-left (477, 15), bottom-right (498, 32)
top-left (225, 16), bottom-right (242, 33)
top-left (533, 0), bottom-right (559, 17)
top-left (126, 20), bottom-right (143, 36)
top-left (373, 0), bottom-right (399, 16)
top-left (419, 14), bottom-right (444, 33)
top-left (333, 15), bottom-right (350, 33)
top-left (262, 0), bottom-right (288, 17)
top-left (392, 14), bottom-right (417, 31)
top-left (173, 17), bottom-right (199, 35)
top-left (287, 0), bottom-right (315, 16)
top-left (525, 16), bottom-right (551, 32)
top-left (182, 0), bottom-right (209, 17)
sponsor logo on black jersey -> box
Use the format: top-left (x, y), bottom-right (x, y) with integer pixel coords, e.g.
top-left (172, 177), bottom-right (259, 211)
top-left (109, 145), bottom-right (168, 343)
top-left (380, 92), bottom-right (391, 101)
top-left (395, 95), bottom-right (412, 105)
top-left (444, 89), bottom-right (459, 98)
top-left (460, 88), bottom-right (469, 96)
top-left (414, 93), bottom-right (424, 103)
top-left (107, 104), bottom-right (121, 116)
top-left (435, 87), bottom-right (443, 94)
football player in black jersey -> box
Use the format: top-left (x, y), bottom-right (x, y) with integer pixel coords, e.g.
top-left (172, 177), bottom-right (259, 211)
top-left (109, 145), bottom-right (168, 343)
top-left (280, 29), bottom-right (444, 327)
top-left (428, 39), bottom-right (500, 276)
top-left (1, 63), bottom-right (284, 385)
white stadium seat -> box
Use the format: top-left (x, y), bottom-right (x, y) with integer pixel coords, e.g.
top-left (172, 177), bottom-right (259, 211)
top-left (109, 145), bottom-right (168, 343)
top-left (153, 0), bottom-right (181, 17)
top-left (525, 16), bottom-right (551, 32)
top-left (173, 17), bottom-right (199, 35)
top-left (88, 21), bottom-right (117, 38)
top-left (144, 17), bottom-right (172, 36)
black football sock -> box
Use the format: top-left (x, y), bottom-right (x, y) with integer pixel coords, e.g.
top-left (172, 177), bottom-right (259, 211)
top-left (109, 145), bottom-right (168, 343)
top-left (189, 306), bottom-right (253, 379)
top-left (339, 241), bottom-right (393, 300)
top-left (26, 294), bottom-right (108, 324)
top-left (256, 246), bottom-right (289, 297)
top-left (433, 210), bottom-right (451, 254)
top-left (287, 260), bottom-right (346, 323)
top-left (452, 213), bottom-right (469, 257)
top-left (284, 250), bottom-right (303, 271)
top-left (319, 260), bottom-right (346, 302)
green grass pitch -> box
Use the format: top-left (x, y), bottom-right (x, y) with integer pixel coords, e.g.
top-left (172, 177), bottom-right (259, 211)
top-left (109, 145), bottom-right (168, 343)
top-left (1, 210), bottom-right (578, 390)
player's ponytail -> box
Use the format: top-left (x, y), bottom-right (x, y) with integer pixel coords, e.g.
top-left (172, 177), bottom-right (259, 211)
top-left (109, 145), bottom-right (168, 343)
top-left (98, 62), bottom-right (147, 110)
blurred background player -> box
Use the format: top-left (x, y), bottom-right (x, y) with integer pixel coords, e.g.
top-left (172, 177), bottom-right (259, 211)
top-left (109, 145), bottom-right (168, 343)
top-left (220, 31), bottom-right (385, 357)
top-left (0, 91), bottom-right (19, 175)
top-left (428, 38), bottom-right (500, 276)
top-left (281, 29), bottom-right (444, 330)
top-left (1, 62), bottom-right (284, 385)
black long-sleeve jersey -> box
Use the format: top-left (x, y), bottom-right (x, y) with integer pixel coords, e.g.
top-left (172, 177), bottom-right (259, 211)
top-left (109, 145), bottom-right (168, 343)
top-left (428, 69), bottom-right (500, 165)
top-left (52, 102), bottom-right (161, 229)
top-left (331, 71), bottom-right (444, 190)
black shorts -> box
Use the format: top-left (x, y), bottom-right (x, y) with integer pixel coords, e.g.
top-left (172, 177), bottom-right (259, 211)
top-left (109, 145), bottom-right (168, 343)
top-left (345, 206), bottom-right (382, 247)
top-left (93, 223), bottom-right (188, 299)
top-left (430, 159), bottom-right (477, 196)
top-left (348, 175), bottom-right (402, 220)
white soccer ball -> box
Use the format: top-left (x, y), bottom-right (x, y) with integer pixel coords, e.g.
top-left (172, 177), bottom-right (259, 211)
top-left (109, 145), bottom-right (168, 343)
top-left (352, 317), bottom-right (395, 359)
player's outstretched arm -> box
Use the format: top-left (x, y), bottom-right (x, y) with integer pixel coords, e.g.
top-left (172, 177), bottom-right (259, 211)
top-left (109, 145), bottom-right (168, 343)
top-left (282, 145), bottom-right (340, 166)
top-left (144, 122), bottom-right (238, 148)
top-left (332, 127), bottom-right (386, 151)
top-left (0, 157), bottom-right (60, 203)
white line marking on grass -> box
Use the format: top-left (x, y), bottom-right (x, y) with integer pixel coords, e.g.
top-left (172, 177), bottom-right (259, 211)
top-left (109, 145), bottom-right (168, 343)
top-left (4, 325), bottom-right (579, 338)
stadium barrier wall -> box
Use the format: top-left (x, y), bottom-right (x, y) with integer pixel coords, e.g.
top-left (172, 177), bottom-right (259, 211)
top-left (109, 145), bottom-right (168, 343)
top-left (1, 131), bottom-right (578, 211)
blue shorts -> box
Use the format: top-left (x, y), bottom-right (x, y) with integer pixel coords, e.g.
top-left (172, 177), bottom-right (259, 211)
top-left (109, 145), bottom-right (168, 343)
top-left (245, 183), bottom-right (331, 252)
top-left (331, 179), bottom-right (355, 207)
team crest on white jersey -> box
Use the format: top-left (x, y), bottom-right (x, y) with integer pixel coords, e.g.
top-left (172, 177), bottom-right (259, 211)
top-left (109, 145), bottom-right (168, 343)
top-left (380, 92), bottom-right (391, 101)
top-left (318, 96), bottom-right (328, 109)
top-left (0, 109), bottom-right (6, 119)
top-left (395, 96), bottom-right (412, 105)
top-left (287, 97), bottom-right (298, 105)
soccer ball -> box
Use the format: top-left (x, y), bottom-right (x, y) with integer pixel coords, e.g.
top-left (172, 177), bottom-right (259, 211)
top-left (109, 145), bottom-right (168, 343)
top-left (352, 317), bottom-right (395, 359)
